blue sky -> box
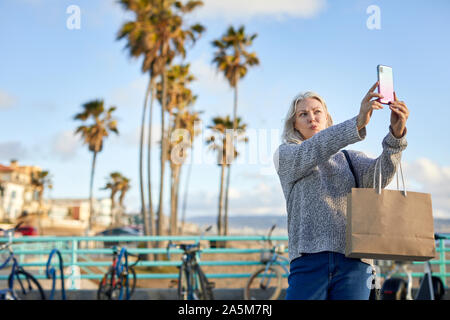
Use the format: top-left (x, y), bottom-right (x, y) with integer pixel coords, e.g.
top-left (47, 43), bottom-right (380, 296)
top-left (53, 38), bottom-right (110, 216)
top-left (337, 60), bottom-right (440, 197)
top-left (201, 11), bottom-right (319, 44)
top-left (1, 0), bottom-right (449, 219)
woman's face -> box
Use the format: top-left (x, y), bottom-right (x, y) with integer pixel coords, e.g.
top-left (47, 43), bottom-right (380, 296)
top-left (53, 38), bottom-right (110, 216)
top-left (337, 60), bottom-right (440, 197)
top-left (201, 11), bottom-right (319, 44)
top-left (294, 97), bottom-right (328, 140)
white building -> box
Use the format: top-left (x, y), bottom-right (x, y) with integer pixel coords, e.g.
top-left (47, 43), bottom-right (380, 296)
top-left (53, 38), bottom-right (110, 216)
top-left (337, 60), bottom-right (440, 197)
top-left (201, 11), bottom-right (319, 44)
top-left (0, 161), bottom-right (40, 221)
top-left (48, 198), bottom-right (113, 227)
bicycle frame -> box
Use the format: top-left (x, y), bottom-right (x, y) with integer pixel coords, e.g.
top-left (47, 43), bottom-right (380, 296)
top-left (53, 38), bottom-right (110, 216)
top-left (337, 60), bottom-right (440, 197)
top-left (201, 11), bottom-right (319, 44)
top-left (182, 251), bottom-right (202, 300)
top-left (259, 251), bottom-right (289, 287)
top-left (0, 250), bottom-right (20, 300)
top-left (116, 247), bottom-right (130, 300)
top-left (167, 225), bottom-right (213, 300)
top-left (384, 262), bottom-right (414, 300)
top-left (0, 227), bottom-right (37, 300)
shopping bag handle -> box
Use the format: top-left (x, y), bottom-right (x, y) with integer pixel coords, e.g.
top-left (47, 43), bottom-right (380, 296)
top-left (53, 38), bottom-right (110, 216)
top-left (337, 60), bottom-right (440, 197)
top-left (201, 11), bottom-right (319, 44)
top-left (373, 158), bottom-right (407, 196)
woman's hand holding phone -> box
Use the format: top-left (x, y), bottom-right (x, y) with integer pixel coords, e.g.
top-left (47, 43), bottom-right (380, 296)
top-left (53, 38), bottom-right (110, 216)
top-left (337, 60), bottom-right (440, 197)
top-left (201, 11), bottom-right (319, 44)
top-left (357, 81), bottom-right (385, 131)
top-left (389, 92), bottom-right (409, 138)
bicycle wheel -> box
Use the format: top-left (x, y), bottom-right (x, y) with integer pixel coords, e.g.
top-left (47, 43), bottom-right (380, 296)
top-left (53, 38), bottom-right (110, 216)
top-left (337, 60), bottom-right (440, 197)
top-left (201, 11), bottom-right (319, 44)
top-left (244, 266), bottom-right (282, 300)
top-left (9, 269), bottom-right (46, 300)
top-left (97, 268), bottom-right (115, 300)
top-left (98, 267), bottom-right (136, 300)
top-left (115, 267), bottom-right (137, 300)
top-left (177, 264), bottom-right (189, 300)
top-left (193, 265), bottom-right (214, 300)
top-left (127, 266), bottom-right (137, 299)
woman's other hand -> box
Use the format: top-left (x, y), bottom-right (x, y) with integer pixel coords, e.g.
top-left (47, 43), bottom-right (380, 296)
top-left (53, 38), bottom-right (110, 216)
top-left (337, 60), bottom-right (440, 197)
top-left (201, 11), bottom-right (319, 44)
top-left (389, 92), bottom-right (409, 138)
top-left (357, 81), bottom-right (384, 130)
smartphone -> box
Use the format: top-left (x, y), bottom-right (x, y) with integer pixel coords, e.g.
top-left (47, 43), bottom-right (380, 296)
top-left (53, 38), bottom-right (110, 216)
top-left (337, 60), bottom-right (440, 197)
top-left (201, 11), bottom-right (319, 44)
top-left (377, 65), bottom-right (394, 104)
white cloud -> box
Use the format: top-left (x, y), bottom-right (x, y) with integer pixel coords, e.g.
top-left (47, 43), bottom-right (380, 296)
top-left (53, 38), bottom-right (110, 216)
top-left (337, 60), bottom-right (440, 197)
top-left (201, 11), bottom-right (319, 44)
top-left (0, 141), bottom-right (28, 161)
top-left (0, 90), bottom-right (18, 109)
top-left (110, 77), bottom-right (149, 110)
top-left (185, 177), bottom-right (285, 217)
top-left (51, 130), bottom-right (80, 160)
top-left (121, 124), bottom-right (162, 149)
top-left (193, 0), bottom-right (327, 21)
top-left (386, 158), bottom-right (450, 219)
top-left (190, 56), bottom-right (230, 96)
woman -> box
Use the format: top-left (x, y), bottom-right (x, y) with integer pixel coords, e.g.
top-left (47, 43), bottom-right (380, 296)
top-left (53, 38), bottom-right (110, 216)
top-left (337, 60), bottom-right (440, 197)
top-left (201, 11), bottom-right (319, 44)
top-left (274, 82), bottom-right (409, 300)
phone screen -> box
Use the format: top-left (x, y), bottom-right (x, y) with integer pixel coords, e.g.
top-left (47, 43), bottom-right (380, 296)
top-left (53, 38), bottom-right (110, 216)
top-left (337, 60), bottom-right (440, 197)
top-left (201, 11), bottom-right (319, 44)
top-left (377, 65), bottom-right (394, 104)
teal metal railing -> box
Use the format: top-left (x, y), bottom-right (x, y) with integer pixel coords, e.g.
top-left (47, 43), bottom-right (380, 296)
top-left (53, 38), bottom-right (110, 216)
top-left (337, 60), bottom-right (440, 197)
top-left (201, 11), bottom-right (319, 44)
top-left (0, 235), bottom-right (449, 290)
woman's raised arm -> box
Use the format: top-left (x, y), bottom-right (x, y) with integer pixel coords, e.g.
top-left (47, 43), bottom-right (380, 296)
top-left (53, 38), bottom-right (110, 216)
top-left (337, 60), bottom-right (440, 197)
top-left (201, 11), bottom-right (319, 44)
top-left (275, 117), bottom-right (365, 184)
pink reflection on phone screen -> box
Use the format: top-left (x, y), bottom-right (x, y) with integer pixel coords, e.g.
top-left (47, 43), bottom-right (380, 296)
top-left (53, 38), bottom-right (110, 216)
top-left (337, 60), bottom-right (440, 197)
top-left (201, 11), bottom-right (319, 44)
top-left (378, 65), bottom-right (394, 104)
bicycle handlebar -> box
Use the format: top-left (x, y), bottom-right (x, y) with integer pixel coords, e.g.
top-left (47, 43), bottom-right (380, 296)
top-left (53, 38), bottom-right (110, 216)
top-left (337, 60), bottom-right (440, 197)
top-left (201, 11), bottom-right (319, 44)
top-left (0, 222), bottom-right (24, 250)
top-left (0, 222), bottom-right (24, 233)
top-left (435, 233), bottom-right (447, 240)
top-left (267, 224), bottom-right (276, 246)
top-left (166, 225), bottom-right (212, 260)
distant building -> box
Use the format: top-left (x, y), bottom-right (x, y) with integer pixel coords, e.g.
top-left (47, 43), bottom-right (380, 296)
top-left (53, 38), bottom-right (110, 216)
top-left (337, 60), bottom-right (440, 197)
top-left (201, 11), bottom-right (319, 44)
top-left (0, 160), bottom-right (41, 221)
top-left (48, 197), bottom-right (113, 227)
top-left (0, 160), bottom-right (114, 227)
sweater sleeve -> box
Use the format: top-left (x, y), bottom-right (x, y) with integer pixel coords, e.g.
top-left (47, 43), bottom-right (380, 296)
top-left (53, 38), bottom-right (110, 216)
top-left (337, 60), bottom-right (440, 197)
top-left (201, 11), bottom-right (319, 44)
top-left (349, 127), bottom-right (408, 189)
top-left (274, 116), bottom-right (366, 184)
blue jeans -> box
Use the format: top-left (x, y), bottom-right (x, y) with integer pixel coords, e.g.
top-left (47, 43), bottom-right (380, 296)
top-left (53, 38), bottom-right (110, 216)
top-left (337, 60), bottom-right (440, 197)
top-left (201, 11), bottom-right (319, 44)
top-left (285, 251), bottom-right (372, 300)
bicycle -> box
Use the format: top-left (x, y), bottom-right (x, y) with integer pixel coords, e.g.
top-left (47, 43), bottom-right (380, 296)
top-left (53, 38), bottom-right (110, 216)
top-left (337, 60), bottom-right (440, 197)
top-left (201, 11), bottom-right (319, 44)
top-left (380, 233), bottom-right (446, 300)
top-left (0, 223), bottom-right (45, 300)
top-left (166, 225), bottom-right (215, 300)
top-left (46, 248), bottom-right (66, 300)
top-left (97, 246), bottom-right (140, 300)
top-left (244, 224), bottom-right (289, 300)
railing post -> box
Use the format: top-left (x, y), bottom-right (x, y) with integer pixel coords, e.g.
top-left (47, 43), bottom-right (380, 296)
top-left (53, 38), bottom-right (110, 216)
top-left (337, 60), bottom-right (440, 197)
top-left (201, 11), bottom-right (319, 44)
top-left (439, 239), bottom-right (446, 287)
top-left (69, 239), bottom-right (80, 290)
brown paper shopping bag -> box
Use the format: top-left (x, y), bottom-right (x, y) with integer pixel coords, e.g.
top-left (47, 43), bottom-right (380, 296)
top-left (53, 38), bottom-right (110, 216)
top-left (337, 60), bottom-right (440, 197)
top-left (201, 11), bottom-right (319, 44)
top-left (345, 158), bottom-right (436, 261)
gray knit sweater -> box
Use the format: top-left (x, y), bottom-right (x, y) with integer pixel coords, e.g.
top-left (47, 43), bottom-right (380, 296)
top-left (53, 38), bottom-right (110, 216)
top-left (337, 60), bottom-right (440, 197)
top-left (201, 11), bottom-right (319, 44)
top-left (274, 116), bottom-right (408, 263)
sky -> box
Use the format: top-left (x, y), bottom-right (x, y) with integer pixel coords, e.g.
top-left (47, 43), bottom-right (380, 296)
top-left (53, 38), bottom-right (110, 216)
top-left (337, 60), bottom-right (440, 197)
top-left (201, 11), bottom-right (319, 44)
top-left (0, 0), bottom-right (449, 220)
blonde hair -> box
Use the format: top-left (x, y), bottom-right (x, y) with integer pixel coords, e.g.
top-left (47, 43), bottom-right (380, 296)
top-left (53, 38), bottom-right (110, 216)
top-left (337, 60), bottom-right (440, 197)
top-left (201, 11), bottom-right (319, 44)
top-left (281, 91), bottom-right (333, 144)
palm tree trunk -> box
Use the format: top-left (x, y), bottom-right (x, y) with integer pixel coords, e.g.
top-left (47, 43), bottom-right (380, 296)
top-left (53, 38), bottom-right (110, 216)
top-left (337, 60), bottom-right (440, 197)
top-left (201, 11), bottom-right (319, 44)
top-left (147, 77), bottom-right (156, 238)
top-left (169, 110), bottom-right (184, 235)
top-left (224, 82), bottom-right (239, 236)
top-left (180, 146), bottom-right (194, 234)
top-left (232, 81), bottom-right (239, 130)
top-left (88, 151), bottom-right (97, 235)
top-left (169, 163), bottom-right (176, 235)
top-left (157, 68), bottom-right (168, 236)
top-left (169, 164), bottom-right (179, 236)
top-left (146, 77), bottom-right (157, 261)
top-left (118, 191), bottom-right (126, 226)
top-left (223, 165), bottom-right (231, 236)
top-left (109, 194), bottom-right (115, 227)
top-left (174, 165), bottom-right (182, 234)
top-left (217, 162), bottom-right (226, 235)
top-left (170, 165), bottom-right (181, 235)
top-left (140, 76), bottom-right (152, 237)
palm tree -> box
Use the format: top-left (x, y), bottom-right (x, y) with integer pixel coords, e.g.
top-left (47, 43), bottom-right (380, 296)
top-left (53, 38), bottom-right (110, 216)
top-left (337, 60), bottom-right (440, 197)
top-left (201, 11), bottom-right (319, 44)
top-left (177, 109), bottom-right (202, 234)
top-left (102, 172), bottom-right (131, 227)
top-left (117, 176), bottom-right (131, 225)
top-left (102, 172), bottom-right (122, 227)
top-left (212, 25), bottom-right (259, 235)
top-left (117, 0), bottom-right (164, 239)
top-left (206, 116), bottom-right (248, 236)
top-left (118, 0), bottom-right (205, 238)
top-left (168, 109), bottom-right (201, 235)
top-left (30, 170), bottom-right (53, 235)
top-left (156, 63), bottom-right (198, 235)
top-left (156, 1), bottom-right (205, 238)
top-left (74, 99), bottom-right (118, 234)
